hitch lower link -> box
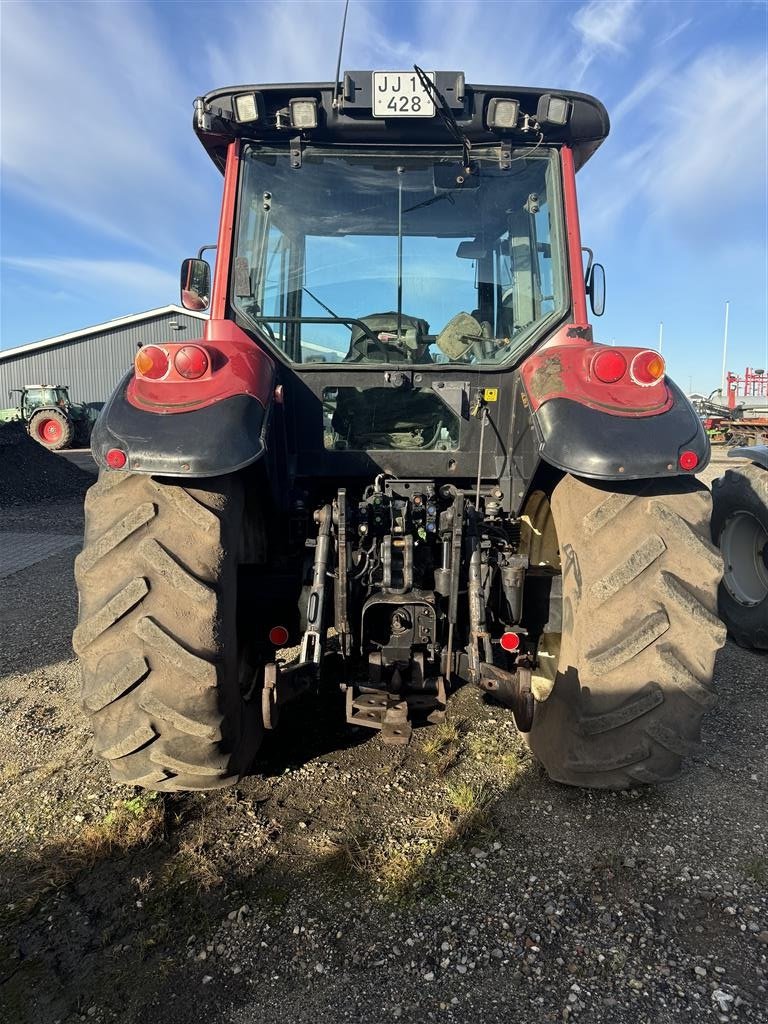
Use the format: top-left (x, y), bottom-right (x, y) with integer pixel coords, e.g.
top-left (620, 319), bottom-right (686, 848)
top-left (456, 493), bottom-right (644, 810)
top-left (466, 508), bottom-right (535, 733)
top-left (477, 662), bottom-right (534, 732)
top-left (261, 503), bottom-right (335, 731)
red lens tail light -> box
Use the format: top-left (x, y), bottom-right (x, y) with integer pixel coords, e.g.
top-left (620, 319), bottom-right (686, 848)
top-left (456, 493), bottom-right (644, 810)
top-left (591, 349), bottom-right (627, 383)
top-left (268, 625), bottom-right (289, 646)
top-left (679, 450), bottom-right (699, 471)
top-left (500, 631), bottom-right (521, 652)
top-left (631, 350), bottom-right (666, 386)
top-left (135, 346), bottom-right (169, 380)
top-left (174, 346), bottom-right (209, 379)
top-left (106, 448), bottom-right (127, 469)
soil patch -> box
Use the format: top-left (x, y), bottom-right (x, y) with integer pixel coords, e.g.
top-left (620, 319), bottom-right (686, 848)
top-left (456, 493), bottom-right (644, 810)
top-left (0, 423), bottom-right (93, 507)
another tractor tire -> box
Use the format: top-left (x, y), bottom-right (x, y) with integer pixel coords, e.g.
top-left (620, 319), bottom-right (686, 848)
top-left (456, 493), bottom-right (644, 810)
top-left (28, 408), bottom-right (73, 450)
top-left (74, 471), bottom-right (262, 791)
top-left (525, 475), bottom-right (726, 789)
top-left (711, 463), bottom-right (768, 650)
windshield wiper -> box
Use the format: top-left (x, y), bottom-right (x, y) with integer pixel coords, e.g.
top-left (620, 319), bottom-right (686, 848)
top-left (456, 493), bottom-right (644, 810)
top-left (404, 192), bottom-right (456, 214)
top-left (303, 285), bottom-right (339, 318)
top-left (413, 64), bottom-right (473, 170)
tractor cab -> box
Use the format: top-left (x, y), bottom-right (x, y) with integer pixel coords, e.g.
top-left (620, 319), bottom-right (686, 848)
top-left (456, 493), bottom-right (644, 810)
top-left (18, 385), bottom-right (71, 416)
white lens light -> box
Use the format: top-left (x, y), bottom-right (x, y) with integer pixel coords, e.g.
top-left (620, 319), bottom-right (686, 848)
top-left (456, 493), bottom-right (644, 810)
top-left (537, 94), bottom-right (571, 126)
top-left (487, 98), bottom-right (520, 130)
top-left (234, 93), bottom-right (259, 123)
top-left (290, 98), bottom-right (318, 129)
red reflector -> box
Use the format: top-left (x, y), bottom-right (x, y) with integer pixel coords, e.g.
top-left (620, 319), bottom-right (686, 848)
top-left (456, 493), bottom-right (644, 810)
top-left (592, 349), bottom-right (627, 384)
top-left (269, 625), bottom-right (289, 646)
top-left (630, 350), bottom-right (666, 386)
top-left (106, 448), bottom-right (127, 469)
top-left (174, 346), bottom-right (209, 379)
top-left (135, 345), bottom-right (169, 380)
top-left (679, 450), bottom-right (699, 471)
top-left (500, 631), bottom-right (521, 652)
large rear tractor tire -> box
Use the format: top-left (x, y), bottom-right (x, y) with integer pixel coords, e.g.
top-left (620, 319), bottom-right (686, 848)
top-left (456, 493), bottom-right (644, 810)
top-left (524, 475), bottom-right (726, 789)
top-left (74, 471), bottom-right (262, 791)
top-left (711, 463), bottom-right (768, 650)
top-left (28, 408), bottom-right (73, 450)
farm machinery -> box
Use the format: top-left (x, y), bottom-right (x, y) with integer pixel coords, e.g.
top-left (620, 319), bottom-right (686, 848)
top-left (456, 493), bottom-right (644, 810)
top-left (74, 71), bottom-right (727, 793)
top-left (0, 384), bottom-right (93, 450)
top-left (695, 369), bottom-right (768, 446)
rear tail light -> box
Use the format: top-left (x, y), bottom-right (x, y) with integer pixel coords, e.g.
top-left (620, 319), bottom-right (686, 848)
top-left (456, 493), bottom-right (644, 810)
top-left (174, 346), bottom-right (209, 379)
top-left (135, 346), bottom-right (169, 380)
top-left (106, 448), bottom-right (127, 469)
top-left (268, 625), bottom-right (289, 646)
top-left (631, 350), bottom-right (666, 386)
top-left (679, 450), bottom-right (699, 471)
top-left (500, 631), bottom-right (521, 652)
top-left (591, 348), bottom-right (628, 383)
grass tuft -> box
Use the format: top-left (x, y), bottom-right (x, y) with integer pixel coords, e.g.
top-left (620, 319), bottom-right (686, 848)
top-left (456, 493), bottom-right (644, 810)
top-left (78, 793), bottom-right (165, 862)
top-left (422, 719), bottom-right (462, 757)
top-left (2, 793), bottom-right (166, 924)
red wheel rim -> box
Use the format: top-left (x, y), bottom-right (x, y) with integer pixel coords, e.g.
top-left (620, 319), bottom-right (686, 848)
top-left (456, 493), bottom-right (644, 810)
top-left (37, 418), bottom-right (62, 442)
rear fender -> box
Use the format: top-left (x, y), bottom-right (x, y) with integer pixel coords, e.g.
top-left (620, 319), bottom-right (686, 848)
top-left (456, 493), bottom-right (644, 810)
top-left (728, 445), bottom-right (768, 470)
top-left (91, 320), bottom-right (276, 478)
top-left (530, 378), bottom-right (710, 480)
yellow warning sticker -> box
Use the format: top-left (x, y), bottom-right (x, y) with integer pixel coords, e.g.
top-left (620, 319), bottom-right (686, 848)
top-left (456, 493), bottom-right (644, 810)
top-left (483, 388), bottom-right (499, 402)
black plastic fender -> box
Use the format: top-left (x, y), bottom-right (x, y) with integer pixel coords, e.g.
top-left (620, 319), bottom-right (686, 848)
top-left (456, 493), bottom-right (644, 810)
top-left (91, 373), bottom-right (270, 477)
top-left (729, 445), bottom-right (768, 470)
top-left (530, 379), bottom-right (710, 481)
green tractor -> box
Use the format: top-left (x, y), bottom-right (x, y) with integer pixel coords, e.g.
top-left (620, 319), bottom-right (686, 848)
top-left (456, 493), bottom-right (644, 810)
top-left (0, 385), bottom-right (93, 450)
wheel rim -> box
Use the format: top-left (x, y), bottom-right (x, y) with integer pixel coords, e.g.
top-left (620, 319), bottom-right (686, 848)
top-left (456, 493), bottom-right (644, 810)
top-left (720, 510), bottom-right (768, 606)
top-left (37, 418), bottom-right (62, 442)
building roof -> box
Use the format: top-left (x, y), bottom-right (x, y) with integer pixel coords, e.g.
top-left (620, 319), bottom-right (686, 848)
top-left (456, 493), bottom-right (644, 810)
top-left (0, 305), bottom-right (208, 362)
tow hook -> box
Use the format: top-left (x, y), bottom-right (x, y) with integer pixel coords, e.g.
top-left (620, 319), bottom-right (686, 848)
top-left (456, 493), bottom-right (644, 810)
top-left (478, 661), bottom-right (534, 732)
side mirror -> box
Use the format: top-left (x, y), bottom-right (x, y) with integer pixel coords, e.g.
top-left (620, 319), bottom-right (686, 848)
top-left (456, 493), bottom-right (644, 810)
top-left (586, 262), bottom-right (606, 317)
top-left (180, 258), bottom-right (211, 311)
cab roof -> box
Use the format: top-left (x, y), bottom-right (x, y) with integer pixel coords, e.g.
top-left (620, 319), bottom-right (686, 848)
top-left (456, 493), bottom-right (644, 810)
top-left (194, 74), bottom-right (609, 173)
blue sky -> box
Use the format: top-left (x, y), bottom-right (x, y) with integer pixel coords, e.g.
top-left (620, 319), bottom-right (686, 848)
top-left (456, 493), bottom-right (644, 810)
top-left (1, 0), bottom-right (766, 394)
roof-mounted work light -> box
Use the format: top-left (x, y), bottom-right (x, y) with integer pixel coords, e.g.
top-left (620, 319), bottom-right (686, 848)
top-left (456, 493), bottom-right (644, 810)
top-left (536, 93), bottom-right (571, 126)
top-left (234, 92), bottom-right (260, 123)
top-left (487, 97), bottom-right (520, 130)
top-left (289, 97), bottom-right (318, 129)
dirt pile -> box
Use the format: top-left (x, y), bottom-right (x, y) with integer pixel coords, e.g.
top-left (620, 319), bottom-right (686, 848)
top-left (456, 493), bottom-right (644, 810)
top-left (0, 422), bottom-right (94, 507)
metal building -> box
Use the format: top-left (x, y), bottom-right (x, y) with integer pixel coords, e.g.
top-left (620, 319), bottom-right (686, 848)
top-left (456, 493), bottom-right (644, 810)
top-left (0, 306), bottom-right (207, 409)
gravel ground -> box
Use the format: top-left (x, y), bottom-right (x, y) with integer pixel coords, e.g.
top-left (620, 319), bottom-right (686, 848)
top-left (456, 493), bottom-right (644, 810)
top-left (0, 451), bottom-right (765, 1024)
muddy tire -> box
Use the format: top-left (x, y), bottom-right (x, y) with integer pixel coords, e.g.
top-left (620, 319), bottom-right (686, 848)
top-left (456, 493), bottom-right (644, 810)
top-left (711, 464), bottom-right (768, 650)
top-left (74, 471), bottom-right (262, 791)
top-left (28, 408), bottom-right (73, 450)
top-left (525, 475), bottom-right (726, 789)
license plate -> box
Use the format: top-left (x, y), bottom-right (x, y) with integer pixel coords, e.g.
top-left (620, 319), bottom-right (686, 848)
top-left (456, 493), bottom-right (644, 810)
top-left (372, 71), bottom-right (435, 118)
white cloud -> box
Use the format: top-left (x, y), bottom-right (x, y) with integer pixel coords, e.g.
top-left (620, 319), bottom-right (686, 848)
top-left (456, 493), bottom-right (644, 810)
top-left (611, 65), bottom-right (673, 123)
top-left (2, 256), bottom-right (178, 297)
top-left (658, 18), bottom-right (693, 47)
top-left (205, 1), bottom-right (409, 93)
top-left (572, 0), bottom-right (640, 80)
top-left (0, 1), bottom-right (210, 252)
top-left (580, 45), bottom-right (768, 239)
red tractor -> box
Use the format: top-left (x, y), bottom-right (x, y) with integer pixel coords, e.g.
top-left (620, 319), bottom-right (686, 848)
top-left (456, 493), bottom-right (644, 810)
top-left (75, 71), bottom-right (725, 792)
